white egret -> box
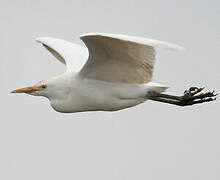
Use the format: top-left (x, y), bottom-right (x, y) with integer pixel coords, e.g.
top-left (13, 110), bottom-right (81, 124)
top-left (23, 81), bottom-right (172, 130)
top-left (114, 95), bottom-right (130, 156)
top-left (11, 33), bottom-right (216, 113)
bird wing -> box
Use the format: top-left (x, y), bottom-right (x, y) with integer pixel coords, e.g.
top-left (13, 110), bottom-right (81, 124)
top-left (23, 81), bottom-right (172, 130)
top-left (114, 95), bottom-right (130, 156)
top-left (79, 33), bottom-right (185, 84)
top-left (36, 37), bottom-right (89, 72)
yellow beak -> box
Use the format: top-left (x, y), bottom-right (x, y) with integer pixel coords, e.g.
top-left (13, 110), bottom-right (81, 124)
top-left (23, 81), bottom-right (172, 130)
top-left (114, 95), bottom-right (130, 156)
top-left (11, 86), bottom-right (43, 93)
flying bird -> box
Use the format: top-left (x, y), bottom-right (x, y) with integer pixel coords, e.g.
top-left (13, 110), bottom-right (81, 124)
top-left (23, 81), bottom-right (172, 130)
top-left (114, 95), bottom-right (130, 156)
top-left (11, 33), bottom-right (216, 113)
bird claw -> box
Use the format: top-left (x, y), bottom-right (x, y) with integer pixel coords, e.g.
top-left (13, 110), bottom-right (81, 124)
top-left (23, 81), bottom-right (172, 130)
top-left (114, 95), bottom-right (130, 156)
top-left (184, 87), bottom-right (204, 96)
top-left (189, 87), bottom-right (199, 92)
top-left (180, 87), bottom-right (217, 106)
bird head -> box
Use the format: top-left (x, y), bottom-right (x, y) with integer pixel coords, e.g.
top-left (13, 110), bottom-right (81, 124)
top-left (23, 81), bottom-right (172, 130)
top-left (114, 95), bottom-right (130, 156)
top-left (11, 75), bottom-right (70, 99)
top-left (11, 80), bottom-right (49, 97)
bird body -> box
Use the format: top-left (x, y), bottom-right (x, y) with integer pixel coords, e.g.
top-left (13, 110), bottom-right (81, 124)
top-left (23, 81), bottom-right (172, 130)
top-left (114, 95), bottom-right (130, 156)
top-left (34, 73), bottom-right (168, 113)
top-left (12, 33), bottom-right (187, 113)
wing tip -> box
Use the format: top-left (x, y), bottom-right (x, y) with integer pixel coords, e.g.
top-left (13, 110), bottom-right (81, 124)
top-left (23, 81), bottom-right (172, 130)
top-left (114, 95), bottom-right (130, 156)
top-left (35, 37), bottom-right (42, 43)
top-left (167, 45), bottom-right (186, 52)
top-left (35, 37), bottom-right (54, 44)
top-left (178, 47), bottom-right (186, 51)
top-left (36, 37), bottom-right (67, 44)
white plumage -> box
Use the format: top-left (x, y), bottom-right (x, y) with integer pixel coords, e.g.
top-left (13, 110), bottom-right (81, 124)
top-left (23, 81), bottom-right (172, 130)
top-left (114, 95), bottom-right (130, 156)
top-left (13, 33), bottom-right (185, 113)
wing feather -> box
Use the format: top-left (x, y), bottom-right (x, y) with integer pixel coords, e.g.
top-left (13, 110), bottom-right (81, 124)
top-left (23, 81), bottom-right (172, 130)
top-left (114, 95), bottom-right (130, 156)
top-left (79, 33), bottom-right (185, 84)
top-left (36, 37), bottom-right (88, 72)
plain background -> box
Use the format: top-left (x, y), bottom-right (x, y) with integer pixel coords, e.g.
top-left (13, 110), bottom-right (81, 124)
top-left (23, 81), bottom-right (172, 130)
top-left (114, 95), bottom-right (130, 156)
top-left (0, 0), bottom-right (219, 180)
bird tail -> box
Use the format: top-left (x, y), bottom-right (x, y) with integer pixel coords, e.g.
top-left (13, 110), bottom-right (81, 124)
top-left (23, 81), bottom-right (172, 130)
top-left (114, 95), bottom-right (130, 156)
top-left (146, 82), bottom-right (169, 94)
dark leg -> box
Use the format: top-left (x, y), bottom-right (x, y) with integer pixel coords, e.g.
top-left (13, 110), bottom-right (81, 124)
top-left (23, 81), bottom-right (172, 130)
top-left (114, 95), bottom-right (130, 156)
top-left (148, 87), bottom-right (217, 106)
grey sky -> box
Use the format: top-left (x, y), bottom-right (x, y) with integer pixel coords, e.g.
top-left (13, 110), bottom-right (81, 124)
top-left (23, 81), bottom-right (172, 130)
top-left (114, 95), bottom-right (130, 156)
top-left (0, 0), bottom-right (219, 180)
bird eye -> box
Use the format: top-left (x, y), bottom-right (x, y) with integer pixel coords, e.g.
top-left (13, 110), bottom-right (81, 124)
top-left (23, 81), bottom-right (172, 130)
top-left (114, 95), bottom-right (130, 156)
top-left (40, 85), bottom-right (47, 89)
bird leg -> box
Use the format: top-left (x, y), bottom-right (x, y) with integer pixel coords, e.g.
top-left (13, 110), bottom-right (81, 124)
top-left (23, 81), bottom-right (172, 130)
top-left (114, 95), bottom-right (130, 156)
top-left (148, 87), bottom-right (217, 106)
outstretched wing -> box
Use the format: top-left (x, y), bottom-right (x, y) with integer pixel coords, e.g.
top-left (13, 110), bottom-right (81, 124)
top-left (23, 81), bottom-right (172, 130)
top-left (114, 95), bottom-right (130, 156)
top-left (79, 33), bottom-right (185, 84)
top-left (36, 37), bottom-right (88, 72)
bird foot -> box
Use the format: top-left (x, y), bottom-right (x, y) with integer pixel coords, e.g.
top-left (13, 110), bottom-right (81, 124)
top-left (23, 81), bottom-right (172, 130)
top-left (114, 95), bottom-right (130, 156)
top-left (179, 87), bottom-right (217, 106)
